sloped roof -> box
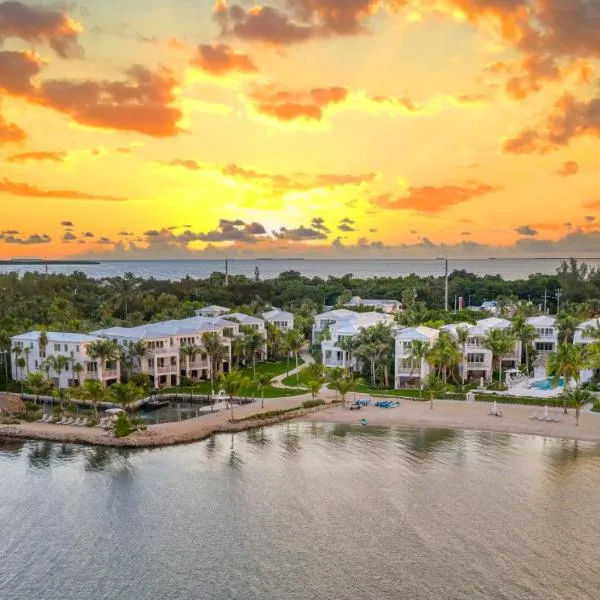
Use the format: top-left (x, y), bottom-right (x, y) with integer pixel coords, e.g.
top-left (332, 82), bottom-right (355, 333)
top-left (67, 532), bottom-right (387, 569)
top-left (12, 331), bottom-right (101, 343)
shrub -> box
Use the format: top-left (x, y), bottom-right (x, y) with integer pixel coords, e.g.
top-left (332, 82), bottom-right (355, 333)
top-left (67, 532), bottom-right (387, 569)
top-left (475, 393), bottom-right (564, 407)
top-left (302, 399), bottom-right (325, 409)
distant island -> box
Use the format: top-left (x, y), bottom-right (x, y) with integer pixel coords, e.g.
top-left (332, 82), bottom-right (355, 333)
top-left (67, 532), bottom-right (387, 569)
top-left (0, 259), bottom-right (100, 265)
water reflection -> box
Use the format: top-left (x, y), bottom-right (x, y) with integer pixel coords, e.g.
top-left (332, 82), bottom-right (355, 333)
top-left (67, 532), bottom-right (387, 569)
top-left (246, 428), bottom-right (271, 446)
top-left (0, 437), bottom-right (24, 456)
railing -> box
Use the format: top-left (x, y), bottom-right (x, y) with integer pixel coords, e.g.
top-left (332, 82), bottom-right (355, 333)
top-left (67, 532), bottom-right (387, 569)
top-left (186, 361), bottom-right (209, 369)
top-left (155, 365), bottom-right (178, 374)
top-left (466, 362), bottom-right (489, 369)
top-left (102, 369), bottom-right (119, 379)
top-left (397, 368), bottom-right (420, 375)
top-left (147, 347), bottom-right (176, 356)
top-left (536, 333), bottom-right (556, 339)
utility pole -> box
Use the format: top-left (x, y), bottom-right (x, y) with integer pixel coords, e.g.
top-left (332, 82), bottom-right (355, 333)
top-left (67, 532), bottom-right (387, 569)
top-left (556, 288), bottom-right (562, 314)
top-left (225, 259), bottom-right (229, 287)
top-left (444, 253), bottom-right (449, 312)
top-left (543, 289), bottom-right (547, 314)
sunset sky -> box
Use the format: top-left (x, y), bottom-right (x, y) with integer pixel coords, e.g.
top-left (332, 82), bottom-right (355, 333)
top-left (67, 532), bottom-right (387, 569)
top-left (1, 0), bottom-right (600, 259)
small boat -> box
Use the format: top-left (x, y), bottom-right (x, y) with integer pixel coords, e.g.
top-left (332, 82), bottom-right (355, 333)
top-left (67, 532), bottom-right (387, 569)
top-left (143, 399), bottom-right (170, 410)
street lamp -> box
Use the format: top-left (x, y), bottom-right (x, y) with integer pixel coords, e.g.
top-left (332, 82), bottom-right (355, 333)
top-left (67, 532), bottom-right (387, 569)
top-left (437, 253), bottom-right (449, 312)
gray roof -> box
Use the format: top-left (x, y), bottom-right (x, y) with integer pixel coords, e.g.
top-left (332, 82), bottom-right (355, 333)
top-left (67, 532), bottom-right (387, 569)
top-left (12, 331), bottom-right (101, 343)
top-left (223, 313), bottom-right (265, 326)
top-left (263, 309), bottom-right (294, 321)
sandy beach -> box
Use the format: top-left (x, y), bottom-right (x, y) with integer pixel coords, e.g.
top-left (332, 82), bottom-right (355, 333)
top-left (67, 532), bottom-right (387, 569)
top-left (2, 394), bottom-right (600, 447)
top-left (303, 399), bottom-right (600, 443)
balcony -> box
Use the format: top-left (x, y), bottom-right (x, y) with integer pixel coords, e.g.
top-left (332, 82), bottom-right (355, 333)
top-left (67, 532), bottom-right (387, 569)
top-left (397, 368), bottom-right (420, 376)
top-left (147, 347), bottom-right (176, 356)
top-left (466, 362), bottom-right (489, 369)
top-left (156, 365), bottom-right (178, 374)
top-left (102, 369), bottom-right (119, 379)
top-left (186, 360), bottom-right (209, 370)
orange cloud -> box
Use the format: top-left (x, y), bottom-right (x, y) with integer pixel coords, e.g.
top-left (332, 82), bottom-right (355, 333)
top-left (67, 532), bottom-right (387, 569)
top-left (372, 181), bottom-right (499, 213)
top-left (0, 1), bottom-right (82, 58)
top-left (0, 113), bottom-right (26, 145)
top-left (0, 52), bottom-right (183, 137)
top-left (555, 161), bottom-right (579, 177)
top-left (191, 42), bottom-right (257, 75)
top-left (0, 179), bottom-right (127, 201)
top-left (6, 151), bottom-right (66, 163)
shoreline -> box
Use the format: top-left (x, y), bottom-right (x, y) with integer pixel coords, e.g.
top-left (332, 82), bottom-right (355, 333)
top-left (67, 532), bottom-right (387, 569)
top-left (2, 397), bottom-right (600, 448)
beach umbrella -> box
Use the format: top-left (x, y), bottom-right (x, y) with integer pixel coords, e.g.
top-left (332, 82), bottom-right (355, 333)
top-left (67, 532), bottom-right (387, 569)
top-left (544, 405), bottom-right (549, 419)
top-left (493, 400), bottom-right (497, 413)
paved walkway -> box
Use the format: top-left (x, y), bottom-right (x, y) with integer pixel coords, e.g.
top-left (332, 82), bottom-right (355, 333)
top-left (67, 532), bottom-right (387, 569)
top-left (271, 347), bottom-right (314, 389)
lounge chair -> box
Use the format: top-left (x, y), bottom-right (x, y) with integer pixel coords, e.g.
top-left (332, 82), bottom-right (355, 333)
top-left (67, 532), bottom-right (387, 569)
top-left (528, 411), bottom-right (538, 420)
top-left (80, 418), bottom-right (88, 426)
top-left (65, 417), bottom-right (74, 425)
top-left (56, 416), bottom-right (66, 425)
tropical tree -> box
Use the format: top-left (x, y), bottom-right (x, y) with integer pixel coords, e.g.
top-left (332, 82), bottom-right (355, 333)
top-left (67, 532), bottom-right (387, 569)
top-left (556, 312), bottom-right (579, 344)
top-left (338, 335), bottom-right (360, 372)
top-left (331, 375), bottom-right (354, 406)
top-left (202, 332), bottom-right (226, 394)
top-left (88, 339), bottom-right (120, 381)
top-left (428, 332), bottom-right (461, 385)
top-left (565, 387), bottom-right (592, 427)
top-left (24, 371), bottom-right (49, 405)
top-left (243, 329), bottom-right (266, 378)
top-left (107, 273), bottom-right (140, 319)
top-left (423, 373), bottom-right (445, 410)
top-left (455, 326), bottom-right (469, 385)
top-left (548, 343), bottom-right (586, 413)
top-left (38, 330), bottom-right (48, 358)
top-left (327, 367), bottom-right (345, 401)
top-left (511, 317), bottom-right (537, 375)
top-left (180, 343), bottom-right (202, 379)
top-left (54, 387), bottom-right (70, 412)
top-left (355, 341), bottom-right (379, 387)
top-left (110, 381), bottom-right (143, 411)
top-left (12, 346), bottom-right (22, 380)
top-left (481, 329), bottom-right (516, 388)
top-left (285, 329), bottom-right (305, 385)
top-left (46, 354), bottom-right (69, 388)
top-left (72, 362), bottom-right (84, 387)
top-left (126, 340), bottom-right (147, 378)
top-left (307, 379), bottom-right (322, 400)
top-left (23, 346), bottom-right (31, 375)
top-left (0, 329), bottom-right (10, 383)
top-left (265, 322), bottom-right (283, 359)
top-left (83, 378), bottom-right (105, 418)
top-left (409, 339), bottom-right (431, 394)
top-left (254, 372), bottom-right (271, 409)
top-left (219, 369), bottom-right (249, 420)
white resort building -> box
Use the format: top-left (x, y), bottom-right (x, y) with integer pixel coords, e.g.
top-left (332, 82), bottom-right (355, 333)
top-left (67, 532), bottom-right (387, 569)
top-left (343, 296), bottom-right (402, 314)
top-left (442, 322), bottom-right (493, 383)
top-left (315, 310), bottom-right (395, 369)
top-left (10, 331), bottom-right (120, 388)
top-left (262, 308), bottom-right (295, 332)
top-left (394, 326), bottom-right (439, 387)
top-left (92, 316), bottom-right (235, 388)
top-left (574, 318), bottom-right (600, 346)
top-left (195, 305), bottom-right (231, 318)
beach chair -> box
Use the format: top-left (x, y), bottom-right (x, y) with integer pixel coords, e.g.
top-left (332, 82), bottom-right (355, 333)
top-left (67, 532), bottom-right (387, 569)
top-left (80, 418), bottom-right (88, 426)
top-left (65, 417), bottom-right (74, 425)
top-left (56, 416), bottom-right (65, 425)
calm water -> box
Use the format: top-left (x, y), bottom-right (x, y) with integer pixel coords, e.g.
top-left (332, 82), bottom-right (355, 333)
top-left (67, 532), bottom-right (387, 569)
top-left (2, 258), bottom-right (599, 281)
top-left (1, 424), bottom-right (600, 600)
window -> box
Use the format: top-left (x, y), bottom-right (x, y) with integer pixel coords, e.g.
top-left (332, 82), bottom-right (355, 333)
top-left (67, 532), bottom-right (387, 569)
top-left (76, 345), bottom-right (80, 353)
top-left (64, 344), bottom-right (68, 352)
top-left (54, 344), bottom-right (60, 351)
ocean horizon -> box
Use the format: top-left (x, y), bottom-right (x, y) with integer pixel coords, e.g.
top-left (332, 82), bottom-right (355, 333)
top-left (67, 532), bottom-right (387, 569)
top-left (1, 257), bottom-right (599, 281)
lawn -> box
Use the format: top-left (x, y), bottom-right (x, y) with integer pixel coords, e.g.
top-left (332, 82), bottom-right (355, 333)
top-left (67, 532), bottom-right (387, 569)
top-left (238, 358), bottom-right (304, 380)
top-left (160, 379), bottom-right (306, 399)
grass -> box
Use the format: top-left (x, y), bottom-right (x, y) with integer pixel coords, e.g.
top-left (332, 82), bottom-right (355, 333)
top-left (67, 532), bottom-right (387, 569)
top-left (238, 358), bottom-right (304, 380)
top-left (474, 393), bottom-right (566, 407)
top-left (160, 380), bottom-right (306, 399)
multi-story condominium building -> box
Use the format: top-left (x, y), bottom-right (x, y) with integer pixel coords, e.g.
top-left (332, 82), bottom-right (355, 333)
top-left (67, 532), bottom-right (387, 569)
top-left (195, 305), bottom-right (231, 318)
top-left (262, 308), bottom-right (294, 332)
top-left (476, 317), bottom-right (522, 370)
top-left (343, 296), bottom-right (402, 314)
top-left (394, 326), bottom-right (439, 388)
top-left (222, 313), bottom-right (267, 360)
top-left (574, 318), bottom-right (600, 346)
top-left (317, 311), bottom-right (395, 369)
top-left (10, 331), bottom-right (120, 388)
top-left (93, 316), bottom-right (235, 388)
top-left (442, 323), bottom-right (493, 383)
top-left (527, 315), bottom-right (558, 356)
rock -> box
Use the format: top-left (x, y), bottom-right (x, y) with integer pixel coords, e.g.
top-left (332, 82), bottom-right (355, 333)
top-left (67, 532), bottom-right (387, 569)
top-left (0, 392), bottom-right (25, 415)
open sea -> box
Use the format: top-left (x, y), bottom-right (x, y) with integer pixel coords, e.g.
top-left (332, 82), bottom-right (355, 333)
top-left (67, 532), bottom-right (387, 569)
top-left (1, 258), bottom-right (600, 280)
top-left (1, 423), bottom-right (600, 600)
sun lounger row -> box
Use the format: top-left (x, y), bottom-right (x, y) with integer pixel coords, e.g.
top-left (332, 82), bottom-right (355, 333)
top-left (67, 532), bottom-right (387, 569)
top-left (528, 411), bottom-right (561, 422)
top-left (375, 400), bottom-right (400, 408)
top-left (38, 415), bottom-right (89, 426)
top-left (505, 372), bottom-right (527, 388)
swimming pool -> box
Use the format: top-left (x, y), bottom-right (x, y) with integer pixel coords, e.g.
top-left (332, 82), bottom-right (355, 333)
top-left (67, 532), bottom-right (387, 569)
top-left (529, 377), bottom-right (564, 391)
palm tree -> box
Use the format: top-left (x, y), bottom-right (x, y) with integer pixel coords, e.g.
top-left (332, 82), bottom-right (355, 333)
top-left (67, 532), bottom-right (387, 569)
top-left (409, 339), bottom-right (431, 394)
top-left (12, 346), bottom-right (22, 380)
top-left (46, 354), bottom-right (69, 388)
top-left (127, 340), bottom-right (148, 372)
top-left (231, 337), bottom-right (246, 368)
top-left (265, 322), bottom-right (283, 359)
top-left (38, 331), bottom-right (48, 358)
top-left (548, 344), bottom-right (586, 413)
top-left (88, 339), bottom-right (120, 384)
top-left (455, 326), bottom-right (469, 385)
top-left (481, 329), bottom-right (516, 388)
top-left (423, 373), bottom-right (444, 410)
top-left (202, 332), bottom-right (226, 395)
top-left (180, 343), bottom-right (202, 379)
top-left (428, 332), bottom-right (461, 385)
top-left (107, 273), bottom-right (140, 320)
top-left (83, 378), bottom-right (105, 418)
top-left (307, 379), bottom-right (322, 400)
top-left (220, 370), bottom-right (249, 420)
top-left (72, 362), bottom-right (84, 387)
top-left (24, 371), bottom-right (49, 405)
top-left (284, 329), bottom-right (305, 385)
top-left (254, 372), bottom-right (271, 408)
top-left (556, 312), bottom-right (579, 344)
top-left (16, 358), bottom-right (26, 391)
top-left (243, 330), bottom-right (265, 378)
top-left (110, 381), bottom-right (142, 411)
top-left (327, 367), bottom-right (345, 401)
top-left (355, 342), bottom-right (379, 387)
top-left (565, 387), bottom-right (591, 427)
top-left (511, 320), bottom-right (537, 375)
top-left (338, 335), bottom-right (360, 372)
top-left (23, 346), bottom-right (31, 375)
top-left (332, 375), bottom-right (354, 406)
top-left (0, 329), bottom-right (10, 383)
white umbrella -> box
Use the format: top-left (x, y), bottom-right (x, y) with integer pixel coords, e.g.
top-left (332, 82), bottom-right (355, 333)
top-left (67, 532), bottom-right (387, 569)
top-left (544, 405), bottom-right (549, 419)
top-left (106, 408), bottom-right (125, 415)
top-left (493, 400), bottom-right (497, 413)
